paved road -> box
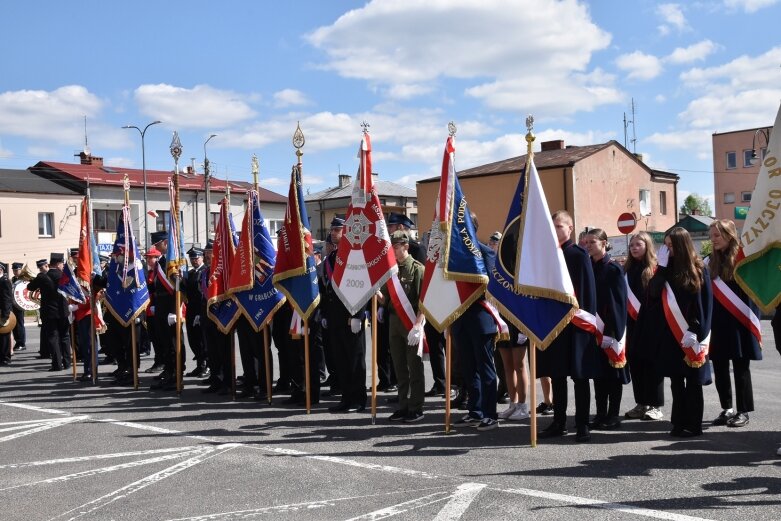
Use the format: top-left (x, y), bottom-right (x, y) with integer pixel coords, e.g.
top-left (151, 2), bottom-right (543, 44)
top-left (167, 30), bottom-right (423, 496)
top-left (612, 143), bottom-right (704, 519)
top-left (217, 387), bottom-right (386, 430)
top-left (1, 321), bottom-right (780, 521)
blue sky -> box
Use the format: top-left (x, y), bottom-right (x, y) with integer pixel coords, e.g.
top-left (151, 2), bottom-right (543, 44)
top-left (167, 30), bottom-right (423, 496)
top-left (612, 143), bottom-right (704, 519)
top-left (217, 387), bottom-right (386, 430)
top-left (2, 0), bottom-right (780, 210)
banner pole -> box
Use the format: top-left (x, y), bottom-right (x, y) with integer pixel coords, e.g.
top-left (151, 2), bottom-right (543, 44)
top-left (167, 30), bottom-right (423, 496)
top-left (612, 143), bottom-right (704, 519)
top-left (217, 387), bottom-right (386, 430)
top-left (175, 279), bottom-right (182, 395)
top-left (445, 327), bottom-right (451, 434)
top-left (304, 321), bottom-right (311, 414)
top-left (131, 321), bottom-right (138, 390)
top-left (530, 341), bottom-right (538, 448)
top-left (231, 328), bottom-right (237, 400)
top-left (263, 323), bottom-right (272, 405)
top-left (70, 322), bottom-right (77, 381)
top-left (371, 295), bottom-right (378, 425)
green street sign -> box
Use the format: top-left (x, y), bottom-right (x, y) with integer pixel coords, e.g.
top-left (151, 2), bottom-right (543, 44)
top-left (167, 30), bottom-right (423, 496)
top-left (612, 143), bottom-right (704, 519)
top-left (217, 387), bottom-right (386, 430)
top-left (734, 206), bottom-right (749, 220)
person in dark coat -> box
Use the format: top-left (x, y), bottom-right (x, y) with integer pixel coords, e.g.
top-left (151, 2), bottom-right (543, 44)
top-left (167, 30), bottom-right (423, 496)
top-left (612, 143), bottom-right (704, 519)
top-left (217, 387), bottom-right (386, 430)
top-left (184, 246), bottom-right (208, 377)
top-left (28, 254), bottom-right (70, 371)
top-left (707, 219), bottom-right (761, 428)
top-left (634, 227), bottom-right (712, 437)
top-left (537, 211), bottom-right (600, 441)
top-left (622, 232), bottom-right (664, 421)
top-left (0, 263), bottom-right (13, 366)
top-left (10, 262), bottom-right (27, 352)
top-left (584, 229), bottom-right (630, 435)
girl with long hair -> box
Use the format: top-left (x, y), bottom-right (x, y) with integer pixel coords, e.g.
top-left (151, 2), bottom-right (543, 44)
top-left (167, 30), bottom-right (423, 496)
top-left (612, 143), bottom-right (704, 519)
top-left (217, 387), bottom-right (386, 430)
top-left (707, 219), bottom-right (762, 428)
top-left (622, 232), bottom-right (664, 421)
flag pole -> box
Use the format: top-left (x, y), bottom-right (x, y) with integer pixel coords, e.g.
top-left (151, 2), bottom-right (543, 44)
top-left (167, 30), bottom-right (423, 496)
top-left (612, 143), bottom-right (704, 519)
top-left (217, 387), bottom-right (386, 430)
top-left (252, 154), bottom-right (274, 406)
top-left (170, 133), bottom-right (184, 395)
top-left (70, 320), bottom-right (77, 380)
top-left (371, 294), bottom-right (378, 424)
top-left (225, 180), bottom-right (237, 401)
top-left (304, 321), bottom-right (311, 414)
top-left (526, 121), bottom-right (538, 448)
top-left (445, 328), bottom-right (452, 434)
top-left (120, 175), bottom-right (139, 390)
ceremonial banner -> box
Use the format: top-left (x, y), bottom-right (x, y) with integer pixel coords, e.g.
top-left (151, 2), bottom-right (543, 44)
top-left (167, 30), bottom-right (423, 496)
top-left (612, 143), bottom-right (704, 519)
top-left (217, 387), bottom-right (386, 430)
top-left (331, 131), bottom-right (397, 315)
top-left (230, 190), bottom-right (286, 330)
top-left (273, 164), bottom-right (319, 320)
top-left (486, 155), bottom-right (577, 348)
top-left (419, 135), bottom-right (487, 331)
top-left (207, 198), bottom-right (241, 333)
top-left (75, 197), bottom-right (93, 290)
top-left (58, 259), bottom-right (86, 304)
top-left (166, 179), bottom-right (187, 280)
top-left (104, 207), bottom-right (150, 327)
top-left (735, 102), bottom-right (781, 313)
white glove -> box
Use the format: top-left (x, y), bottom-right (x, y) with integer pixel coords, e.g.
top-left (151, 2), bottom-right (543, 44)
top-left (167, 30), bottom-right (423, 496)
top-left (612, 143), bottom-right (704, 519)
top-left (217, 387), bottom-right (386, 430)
top-left (193, 315), bottom-right (200, 326)
top-left (681, 331), bottom-right (698, 348)
top-left (134, 317), bottom-right (141, 324)
top-left (657, 245), bottom-right (670, 267)
top-left (67, 309), bottom-right (75, 324)
top-left (407, 325), bottom-right (423, 346)
top-left (321, 318), bottom-right (328, 329)
top-left (350, 318), bottom-right (362, 334)
top-left (68, 304), bottom-right (79, 313)
top-left (517, 333), bottom-right (528, 345)
top-left (150, 305), bottom-right (155, 315)
top-left (601, 336), bottom-right (613, 349)
top-left (167, 313), bottom-right (177, 326)
top-left (377, 307), bottom-right (385, 324)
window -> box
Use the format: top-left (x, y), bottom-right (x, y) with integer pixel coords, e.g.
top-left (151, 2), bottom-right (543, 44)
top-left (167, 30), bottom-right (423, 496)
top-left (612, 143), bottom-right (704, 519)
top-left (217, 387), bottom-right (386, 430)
top-left (92, 209), bottom-right (122, 232)
top-left (266, 219), bottom-right (283, 236)
top-left (726, 151), bottom-right (737, 169)
top-left (156, 211), bottom-right (169, 232)
top-left (38, 212), bottom-right (54, 237)
top-left (210, 212), bottom-right (219, 233)
top-left (638, 189), bottom-right (652, 216)
top-left (724, 192), bottom-right (736, 204)
top-left (659, 191), bottom-right (667, 215)
top-left (743, 150), bottom-right (754, 167)
top-left (741, 192), bottom-right (752, 202)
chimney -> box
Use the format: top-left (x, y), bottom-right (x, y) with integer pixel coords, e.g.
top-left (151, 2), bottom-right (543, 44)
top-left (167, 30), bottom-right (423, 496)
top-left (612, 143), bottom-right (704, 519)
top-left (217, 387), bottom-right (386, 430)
top-left (78, 151), bottom-right (103, 166)
top-left (372, 173), bottom-right (379, 184)
top-left (186, 165), bottom-right (194, 175)
top-left (540, 140), bottom-right (565, 152)
top-left (338, 174), bottom-right (351, 187)
top-left (634, 153), bottom-right (644, 163)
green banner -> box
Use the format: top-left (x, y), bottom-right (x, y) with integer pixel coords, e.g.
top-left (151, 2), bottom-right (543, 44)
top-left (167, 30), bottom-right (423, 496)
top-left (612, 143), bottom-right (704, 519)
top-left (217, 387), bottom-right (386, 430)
top-left (734, 206), bottom-right (749, 220)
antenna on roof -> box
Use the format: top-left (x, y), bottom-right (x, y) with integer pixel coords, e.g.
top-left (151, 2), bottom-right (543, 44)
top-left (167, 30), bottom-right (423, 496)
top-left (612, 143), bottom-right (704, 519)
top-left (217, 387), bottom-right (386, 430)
top-left (623, 98), bottom-right (638, 153)
top-left (83, 115), bottom-right (90, 156)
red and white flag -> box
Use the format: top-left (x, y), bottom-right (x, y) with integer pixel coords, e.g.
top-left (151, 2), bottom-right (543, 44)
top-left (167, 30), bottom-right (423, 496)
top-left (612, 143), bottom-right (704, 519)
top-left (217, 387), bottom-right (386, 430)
top-left (331, 131), bottom-right (397, 315)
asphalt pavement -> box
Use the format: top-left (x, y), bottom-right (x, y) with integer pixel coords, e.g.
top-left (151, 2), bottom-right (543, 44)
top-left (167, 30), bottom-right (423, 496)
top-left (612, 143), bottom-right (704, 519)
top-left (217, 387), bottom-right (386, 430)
top-left (1, 320), bottom-right (780, 521)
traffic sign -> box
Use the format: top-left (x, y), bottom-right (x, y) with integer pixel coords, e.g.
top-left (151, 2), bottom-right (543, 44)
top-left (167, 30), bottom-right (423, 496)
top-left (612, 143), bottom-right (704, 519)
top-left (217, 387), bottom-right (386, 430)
top-left (617, 212), bottom-right (636, 234)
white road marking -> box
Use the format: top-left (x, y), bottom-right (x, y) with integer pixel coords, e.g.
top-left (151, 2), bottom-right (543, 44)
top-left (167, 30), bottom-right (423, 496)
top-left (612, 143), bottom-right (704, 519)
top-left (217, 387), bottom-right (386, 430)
top-left (0, 400), bottom-right (72, 416)
top-left (0, 446), bottom-right (200, 469)
top-left (345, 490), bottom-right (453, 520)
top-left (432, 483), bottom-right (487, 520)
top-left (47, 444), bottom-right (240, 521)
top-left (0, 416), bottom-right (87, 443)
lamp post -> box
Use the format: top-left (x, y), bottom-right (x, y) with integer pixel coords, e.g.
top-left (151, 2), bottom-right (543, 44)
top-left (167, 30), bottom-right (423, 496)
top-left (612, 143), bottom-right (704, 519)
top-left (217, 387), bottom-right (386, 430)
top-left (749, 127), bottom-right (771, 165)
top-left (123, 120), bottom-right (161, 250)
top-left (204, 134), bottom-right (217, 242)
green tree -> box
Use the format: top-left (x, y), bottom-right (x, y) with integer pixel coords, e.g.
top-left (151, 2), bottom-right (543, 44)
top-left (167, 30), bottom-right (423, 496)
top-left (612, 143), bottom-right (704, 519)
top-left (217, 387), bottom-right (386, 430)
top-left (700, 240), bottom-right (712, 258)
top-left (680, 193), bottom-right (712, 216)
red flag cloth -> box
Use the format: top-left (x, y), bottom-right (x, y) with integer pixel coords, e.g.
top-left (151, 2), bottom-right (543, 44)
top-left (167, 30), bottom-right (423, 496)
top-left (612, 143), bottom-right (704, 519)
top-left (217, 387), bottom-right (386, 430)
top-left (207, 198), bottom-right (234, 306)
top-left (331, 132), bottom-right (397, 315)
top-left (76, 196), bottom-right (92, 290)
top-left (228, 192), bottom-right (255, 294)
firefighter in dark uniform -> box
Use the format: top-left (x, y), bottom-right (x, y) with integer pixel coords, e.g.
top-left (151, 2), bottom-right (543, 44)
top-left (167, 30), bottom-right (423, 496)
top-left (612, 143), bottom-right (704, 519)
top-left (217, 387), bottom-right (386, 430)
top-left (143, 247), bottom-right (164, 373)
top-left (10, 262), bottom-right (27, 352)
top-left (0, 263), bottom-right (13, 366)
top-left (185, 246), bottom-right (208, 377)
top-left (149, 231), bottom-right (184, 391)
top-left (28, 254), bottom-right (71, 371)
top-left (201, 239), bottom-right (232, 394)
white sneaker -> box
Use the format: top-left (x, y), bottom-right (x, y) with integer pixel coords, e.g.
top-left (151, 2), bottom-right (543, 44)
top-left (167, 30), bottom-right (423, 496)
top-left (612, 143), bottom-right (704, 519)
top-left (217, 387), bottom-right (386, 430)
top-left (498, 402), bottom-right (517, 419)
top-left (509, 402), bottom-right (530, 421)
top-left (642, 407), bottom-right (663, 421)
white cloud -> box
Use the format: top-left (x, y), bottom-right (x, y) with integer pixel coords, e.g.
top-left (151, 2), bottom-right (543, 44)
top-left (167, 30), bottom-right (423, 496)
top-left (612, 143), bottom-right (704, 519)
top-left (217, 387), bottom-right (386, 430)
top-left (656, 3), bottom-right (688, 33)
top-left (666, 40), bottom-right (718, 64)
top-left (273, 89), bottom-right (311, 108)
top-left (655, 94), bottom-right (667, 103)
top-left (615, 51), bottom-right (664, 80)
top-left (723, 0), bottom-right (779, 12)
top-left (307, 0), bottom-right (617, 113)
top-left (135, 84), bottom-right (257, 128)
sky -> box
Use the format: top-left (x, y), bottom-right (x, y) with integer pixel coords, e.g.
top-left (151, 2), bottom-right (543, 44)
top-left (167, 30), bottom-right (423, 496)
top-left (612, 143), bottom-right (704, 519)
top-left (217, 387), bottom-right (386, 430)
top-left (2, 0), bottom-right (781, 210)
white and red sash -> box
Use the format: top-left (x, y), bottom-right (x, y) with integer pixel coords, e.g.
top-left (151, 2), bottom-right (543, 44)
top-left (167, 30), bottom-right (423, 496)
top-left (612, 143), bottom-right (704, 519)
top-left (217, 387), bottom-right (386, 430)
top-left (479, 300), bottom-right (509, 341)
top-left (387, 273), bottom-right (429, 358)
top-left (289, 310), bottom-right (304, 338)
top-left (661, 282), bottom-right (710, 368)
top-left (571, 309), bottom-right (604, 346)
top-left (625, 274), bottom-right (641, 321)
top-left (156, 261), bottom-right (174, 295)
top-left (600, 330), bottom-right (627, 368)
top-left (712, 277), bottom-right (762, 344)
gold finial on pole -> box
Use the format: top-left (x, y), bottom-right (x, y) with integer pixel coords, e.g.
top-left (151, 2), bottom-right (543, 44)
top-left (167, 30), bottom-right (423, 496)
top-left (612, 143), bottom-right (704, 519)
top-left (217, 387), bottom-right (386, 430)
top-left (448, 121), bottom-right (457, 137)
top-left (525, 114), bottom-right (535, 158)
top-left (251, 153), bottom-right (259, 192)
top-left (293, 121), bottom-right (305, 165)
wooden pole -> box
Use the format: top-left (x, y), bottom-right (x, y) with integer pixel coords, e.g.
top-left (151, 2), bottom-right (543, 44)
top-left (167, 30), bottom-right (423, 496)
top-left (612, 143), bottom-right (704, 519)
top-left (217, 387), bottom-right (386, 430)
top-left (230, 329), bottom-right (236, 400)
top-left (70, 322), bottom-right (77, 380)
top-left (371, 295), bottom-right (378, 425)
top-left (530, 341), bottom-right (538, 448)
top-left (445, 328), bottom-right (452, 434)
top-left (263, 324), bottom-right (272, 405)
top-left (304, 320), bottom-right (311, 414)
top-left (131, 321), bottom-right (138, 390)
top-left (175, 281), bottom-right (182, 395)
top-left (91, 309), bottom-right (98, 385)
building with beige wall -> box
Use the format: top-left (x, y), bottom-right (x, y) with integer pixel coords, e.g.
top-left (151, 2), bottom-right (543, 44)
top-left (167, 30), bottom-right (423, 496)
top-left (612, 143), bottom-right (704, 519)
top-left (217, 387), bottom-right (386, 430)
top-left (0, 168), bottom-right (83, 266)
top-left (712, 126), bottom-right (771, 225)
top-left (416, 140), bottom-right (679, 243)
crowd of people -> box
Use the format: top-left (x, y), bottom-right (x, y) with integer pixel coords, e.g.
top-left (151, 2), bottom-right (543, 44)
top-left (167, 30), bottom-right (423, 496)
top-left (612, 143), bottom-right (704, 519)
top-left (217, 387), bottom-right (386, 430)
top-left (2, 210), bottom-right (779, 447)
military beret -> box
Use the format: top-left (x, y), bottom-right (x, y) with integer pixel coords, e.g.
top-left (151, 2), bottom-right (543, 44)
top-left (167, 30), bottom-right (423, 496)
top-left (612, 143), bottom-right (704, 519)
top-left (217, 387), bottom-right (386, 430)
top-left (391, 230), bottom-right (409, 245)
top-left (330, 217), bottom-right (345, 228)
top-left (11, 262), bottom-right (23, 270)
top-left (36, 259), bottom-right (48, 268)
top-left (150, 231), bottom-right (168, 244)
top-left (387, 213), bottom-right (414, 228)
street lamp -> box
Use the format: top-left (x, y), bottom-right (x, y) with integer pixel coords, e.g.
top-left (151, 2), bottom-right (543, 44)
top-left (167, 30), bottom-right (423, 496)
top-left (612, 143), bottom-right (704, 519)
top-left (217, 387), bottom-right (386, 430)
top-left (123, 120), bottom-right (161, 250)
top-left (204, 134), bottom-right (217, 242)
top-left (749, 127), bottom-right (771, 166)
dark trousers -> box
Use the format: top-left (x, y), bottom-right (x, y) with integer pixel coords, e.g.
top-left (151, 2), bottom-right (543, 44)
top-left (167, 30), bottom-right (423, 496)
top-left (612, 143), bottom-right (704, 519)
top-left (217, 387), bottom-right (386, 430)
top-left (425, 322), bottom-right (446, 392)
top-left (0, 332), bottom-right (10, 361)
top-left (43, 318), bottom-right (70, 369)
top-left (290, 317), bottom-right (323, 401)
top-left (236, 318), bottom-right (260, 388)
top-left (155, 313), bottom-right (183, 375)
top-left (76, 316), bottom-right (93, 375)
top-left (205, 320), bottom-right (231, 384)
top-left (12, 307), bottom-right (25, 347)
top-left (272, 307), bottom-right (294, 387)
top-left (552, 376), bottom-right (590, 427)
top-left (594, 377), bottom-right (623, 418)
top-left (185, 315), bottom-right (205, 365)
top-left (712, 358), bottom-right (754, 413)
top-left (377, 316), bottom-right (395, 389)
top-left (629, 360), bottom-right (665, 407)
top-left (457, 330), bottom-right (498, 420)
top-left (331, 321), bottom-right (367, 408)
top-left (670, 375), bottom-right (704, 433)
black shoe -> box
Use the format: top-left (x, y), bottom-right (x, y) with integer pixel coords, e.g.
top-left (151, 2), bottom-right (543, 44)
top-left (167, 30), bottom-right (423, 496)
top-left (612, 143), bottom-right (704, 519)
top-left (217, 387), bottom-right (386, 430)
top-left (671, 428), bottom-right (702, 438)
top-left (150, 378), bottom-right (173, 391)
top-left (425, 386), bottom-right (444, 397)
top-left (153, 370), bottom-right (169, 381)
top-left (186, 366), bottom-right (204, 378)
top-left (712, 409), bottom-right (735, 426)
top-left (536, 402), bottom-right (554, 415)
top-left (202, 383), bottom-right (226, 394)
top-left (382, 384), bottom-right (398, 393)
top-left (99, 357), bottom-right (116, 366)
top-left (347, 404), bottom-right (366, 413)
top-left (13, 345), bottom-right (26, 352)
top-left (389, 409), bottom-right (408, 422)
top-left (497, 392), bottom-right (509, 405)
top-left (145, 363), bottom-right (165, 374)
top-left (328, 403), bottom-right (350, 413)
top-left (386, 395), bottom-right (400, 404)
top-left (200, 368), bottom-right (211, 379)
top-left (238, 387), bottom-right (257, 399)
top-left (727, 413), bottom-right (749, 427)
top-left (48, 366), bottom-right (63, 372)
top-left (589, 415), bottom-right (607, 429)
top-left (576, 425), bottom-right (591, 442)
top-left (539, 421), bottom-right (568, 438)
top-left (326, 387), bottom-right (342, 397)
top-left (601, 416), bottom-right (621, 430)
top-left (404, 411), bottom-right (424, 423)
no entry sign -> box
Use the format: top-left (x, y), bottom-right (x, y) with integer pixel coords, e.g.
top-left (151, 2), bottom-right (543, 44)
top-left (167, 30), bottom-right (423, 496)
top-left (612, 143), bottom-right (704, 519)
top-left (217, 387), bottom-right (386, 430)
top-left (617, 212), bottom-right (637, 234)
